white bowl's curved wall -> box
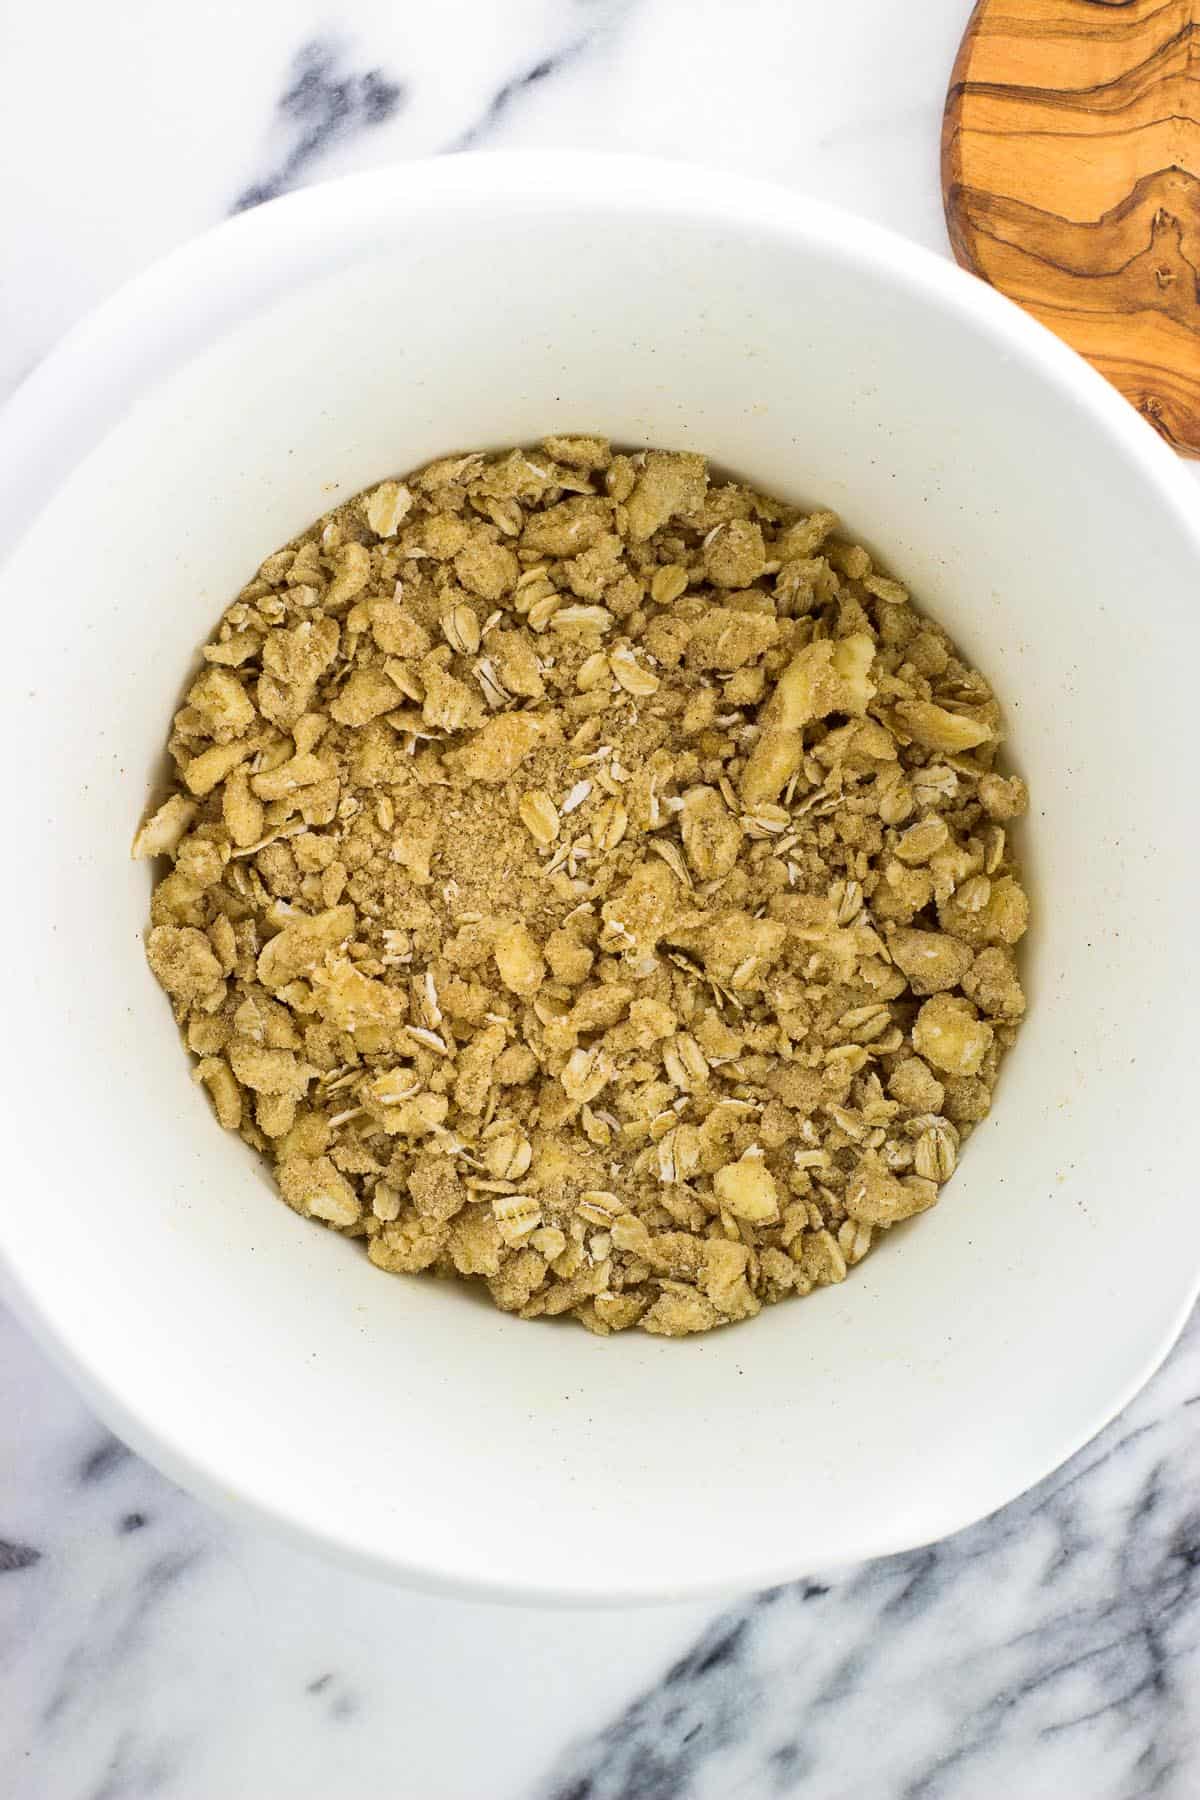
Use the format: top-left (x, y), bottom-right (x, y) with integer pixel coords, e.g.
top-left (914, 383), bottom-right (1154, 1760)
top-left (0, 156), bottom-right (1195, 1601)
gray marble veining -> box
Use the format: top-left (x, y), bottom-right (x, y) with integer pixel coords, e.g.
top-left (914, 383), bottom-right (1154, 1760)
top-left (6, 1301), bottom-right (1200, 1798)
top-left (540, 1318), bottom-right (1200, 1799)
top-left (232, 40), bottom-right (407, 213)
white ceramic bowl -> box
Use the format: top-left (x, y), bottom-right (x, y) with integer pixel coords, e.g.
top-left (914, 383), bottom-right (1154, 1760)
top-left (2, 154), bottom-right (1198, 1603)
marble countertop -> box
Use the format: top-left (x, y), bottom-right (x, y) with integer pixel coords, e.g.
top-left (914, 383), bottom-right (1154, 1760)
top-left (3, 3), bottom-right (1199, 1795)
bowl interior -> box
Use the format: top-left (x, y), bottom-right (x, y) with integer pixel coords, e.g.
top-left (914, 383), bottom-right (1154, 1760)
top-left (1, 162), bottom-right (1196, 1599)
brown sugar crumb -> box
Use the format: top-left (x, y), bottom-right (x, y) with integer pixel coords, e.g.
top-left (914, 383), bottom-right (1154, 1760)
top-left (136, 442), bottom-right (1030, 1337)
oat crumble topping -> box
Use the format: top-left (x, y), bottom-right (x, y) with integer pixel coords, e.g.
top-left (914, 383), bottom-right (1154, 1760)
top-left (136, 441), bottom-right (1030, 1336)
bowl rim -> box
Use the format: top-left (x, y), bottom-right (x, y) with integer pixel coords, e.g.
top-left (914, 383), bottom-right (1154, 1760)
top-left (3, 150), bottom-right (1199, 1603)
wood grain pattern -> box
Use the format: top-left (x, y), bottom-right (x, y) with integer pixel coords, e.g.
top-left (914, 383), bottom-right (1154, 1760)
top-left (943, 0), bottom-right (1200, 453)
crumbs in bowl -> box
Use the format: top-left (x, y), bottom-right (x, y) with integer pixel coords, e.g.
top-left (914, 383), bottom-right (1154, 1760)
top-left (136, 440), bottom-right (1029, 1335)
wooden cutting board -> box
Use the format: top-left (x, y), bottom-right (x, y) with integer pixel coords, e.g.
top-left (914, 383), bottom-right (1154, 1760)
top-left (943, 0), bottom-right (1200, 455)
